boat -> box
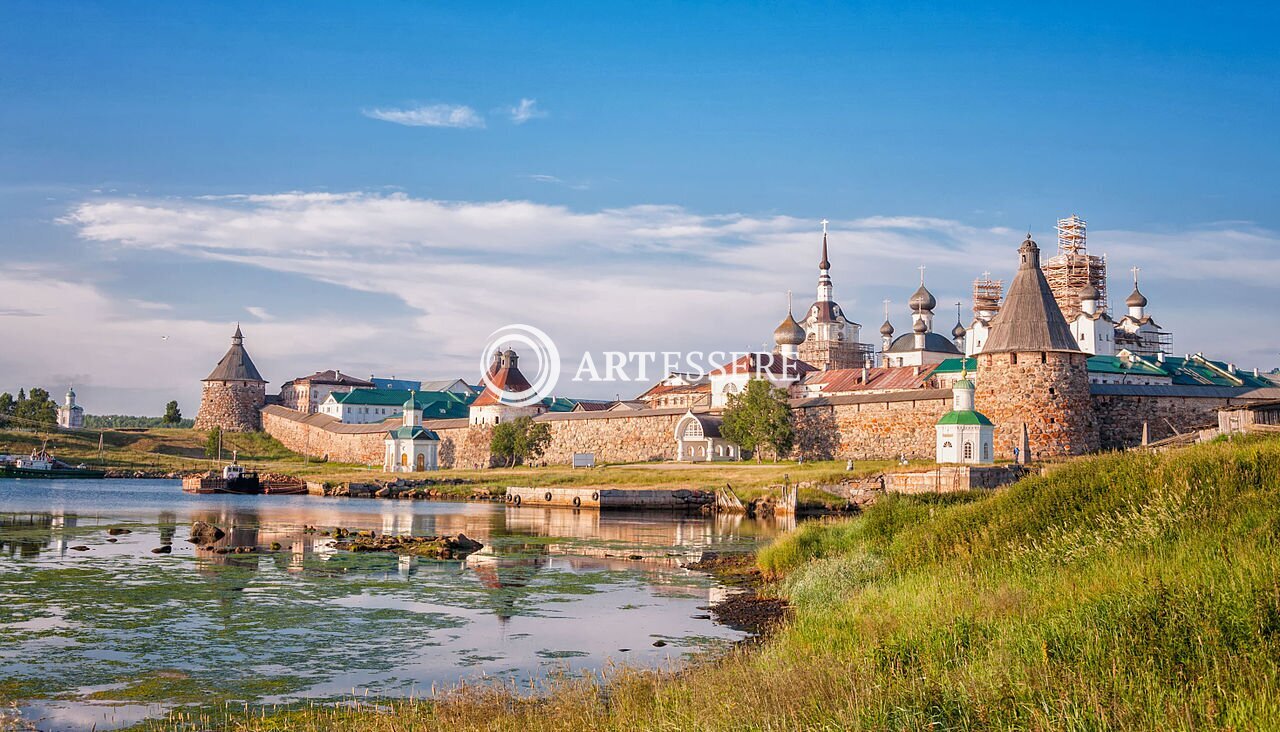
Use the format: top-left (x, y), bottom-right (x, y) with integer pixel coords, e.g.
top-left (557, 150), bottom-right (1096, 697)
top-left (181, 453), bottom-right (261, 494)
top-left (0, 447), bottom-right (107, 479)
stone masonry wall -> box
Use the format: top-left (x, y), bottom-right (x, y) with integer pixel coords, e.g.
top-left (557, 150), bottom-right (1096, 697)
top-left (260, 407), bottom-right (385, 464)
top-left (975, 351), bottom-right (1099, 460)
top-left (820, 397), bottom-right (952, 460)
top-left (194, 381), bottom-right (266, 433)
top-left (1092, 394), bottom-right (1230, 450)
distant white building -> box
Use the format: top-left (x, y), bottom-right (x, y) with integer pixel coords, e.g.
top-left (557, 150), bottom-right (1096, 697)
top-left (707, 352), bottom-right (815, 410)
top-left (57, 386), bottom-right (84, 430)
top-left (1068, 283), bottom-right (1116, 356)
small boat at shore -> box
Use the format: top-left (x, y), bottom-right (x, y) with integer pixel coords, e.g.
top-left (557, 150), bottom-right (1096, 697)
top-left (181, 456), bottom-right (262, 494)
top-left (0, 448), bottom-right (107, 479)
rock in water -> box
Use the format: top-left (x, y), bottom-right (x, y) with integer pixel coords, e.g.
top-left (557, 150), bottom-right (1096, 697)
top-left (151, 545), bottom-right (172, 554)
top-left (107, 527), bottom-right (132, 535)
top-left (332, 532), bottom-right (485, 559)
top-left (70, 545), bottom-right (90, 551)
top-left (188, 521), bottom-right (226, 546)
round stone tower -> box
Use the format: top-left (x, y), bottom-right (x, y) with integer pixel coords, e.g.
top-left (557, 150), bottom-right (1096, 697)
top-left (974, 235), bottom-right (1098, 459)
top-left (194, 325), bottom-right (268, 432)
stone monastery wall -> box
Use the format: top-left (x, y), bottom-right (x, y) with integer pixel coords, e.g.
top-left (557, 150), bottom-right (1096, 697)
top-left (1090, 388), bottom-right (1255, 450)
top-left (262, 385), bottom-right (1279, 468)
top-left (261, 406), bottom-right (385, 465)
top-left (792, 390), bottom-right (953, 461)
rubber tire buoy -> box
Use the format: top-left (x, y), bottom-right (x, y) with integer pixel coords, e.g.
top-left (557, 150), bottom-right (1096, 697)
top-left (572, 496), bottom-right (581, 507)
top-left (545, 492), bottom-right (553, 502)
top-left (513, 495), bottom-right (521, 506)
top-left (591, 491), bottom-right (599, 502)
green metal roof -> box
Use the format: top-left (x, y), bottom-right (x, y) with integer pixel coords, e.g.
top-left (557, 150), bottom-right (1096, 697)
top-left (937, 410), bottom-right (994, 426)
top-left (333, 388), bottom-right (475, 417)
top-left (933, 357), bottom-right (977, 374)
top-left (387, 425), bottom-right (439, 441)
top-left (542, 396), bottom-right (591, 412)
top-left (1086, 355), bottom-right (1168, 376)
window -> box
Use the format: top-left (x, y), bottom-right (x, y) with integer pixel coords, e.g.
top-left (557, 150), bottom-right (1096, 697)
top-left (963, 442), bottom-right (973, 460)
top-left (982, 442), bottom-right (991, 460)
top-left (942, 441), bottom-right (952, 448)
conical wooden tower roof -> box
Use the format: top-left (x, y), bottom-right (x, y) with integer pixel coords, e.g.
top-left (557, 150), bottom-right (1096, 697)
top-left (203, 325), bottom-right (266, 382)
top-left (981, 235), bottom-right (1080, 354)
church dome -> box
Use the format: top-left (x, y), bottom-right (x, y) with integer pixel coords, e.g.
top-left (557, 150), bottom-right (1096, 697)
top-left (1079, 283), bottom-right (1100, 301)
top-left (913, 318), bottom-right (928, 334)
top-left (951, 320), bottom-right (966, 339)
top-left (773, 312), bottom-right (806, 346)
top-left (879, 319), bottom-right (894, 336)
top-left (909, 284), bottom-right (936, 312)
top-left (1126, 287), bottom-right (1147, 308)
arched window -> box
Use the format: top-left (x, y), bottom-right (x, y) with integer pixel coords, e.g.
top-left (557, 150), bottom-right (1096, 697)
top-left (724, 382), bottom-right (739, 395)
top-left (416, 453), bottom-right (425, 471)
top-left (982, 442), bottom-right (991, 460)
top-left (963, 442), bottom-right (973, 460)
top-left (682, 420), bottom-right (703, 439)
top-left (942, 441), bottom-right (952, 448)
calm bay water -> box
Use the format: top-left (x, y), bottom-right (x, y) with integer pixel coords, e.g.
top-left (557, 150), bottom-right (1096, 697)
top-left (0, 479), bottom-right (791, 731)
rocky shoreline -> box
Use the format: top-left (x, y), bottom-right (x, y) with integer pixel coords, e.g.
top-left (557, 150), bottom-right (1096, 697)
top-left (685, 551), bottom-right (790, 636)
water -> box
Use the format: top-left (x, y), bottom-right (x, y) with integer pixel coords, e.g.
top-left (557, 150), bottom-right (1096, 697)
top-left (0, 479), bottom-right (791, 731)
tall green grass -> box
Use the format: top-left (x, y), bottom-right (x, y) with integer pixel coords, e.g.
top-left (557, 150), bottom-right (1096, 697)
top-left (142, 435), bottom-right (1280, 731)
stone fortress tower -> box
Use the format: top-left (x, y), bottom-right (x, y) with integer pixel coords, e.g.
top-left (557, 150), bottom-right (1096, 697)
top-left (796, 220), bottom-right (872, 370)
top-left (194, 325), bottom-right (268, 432)
top-left (974, 234), bottom-right (1099, 459)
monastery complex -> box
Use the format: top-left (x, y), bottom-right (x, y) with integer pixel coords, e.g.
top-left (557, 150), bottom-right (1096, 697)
top-left (193, 215), bottom-right (1280, 471)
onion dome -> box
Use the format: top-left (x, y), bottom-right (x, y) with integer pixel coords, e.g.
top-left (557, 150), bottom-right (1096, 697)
top-left (952, 320), bottom-right (967, 339)
top-left (403, 393), bottom-right (417, 411)
top-left (913, 318), bottom-right (928, 334)
top-left (909, 284), bottom-right (936, 312)
top-left (818, 232), bottom-right (831, 270)
top-left (1126, 286), bottom-right (1147, 308)
top-left (880, 319), bottom-right (894, 337)
top-left (1079, 283), bottom-right (1100, 301)
top-left (773, 312), bottom-right (806, 346)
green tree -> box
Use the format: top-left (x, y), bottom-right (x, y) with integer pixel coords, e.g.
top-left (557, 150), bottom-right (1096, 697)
top-left (163, 401), bottom-right (183, 425)
top-left (0, 392), bottom-right (13, 427)
top-left (720, 379), bottom-right (795, 462)
top-left (14, 387), bottom-right (57, 427)
top-left (489, 416), bottom-right (552, 467)
top-left (204, 426), bottom-right (222, 460)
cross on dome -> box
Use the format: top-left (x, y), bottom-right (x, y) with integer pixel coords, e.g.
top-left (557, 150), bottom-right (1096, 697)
top-left (820, 218), bottom-right (829, 234)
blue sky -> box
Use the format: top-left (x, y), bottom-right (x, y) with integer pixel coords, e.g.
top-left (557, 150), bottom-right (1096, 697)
top-left (2, 1), bottom-right (1278, 414)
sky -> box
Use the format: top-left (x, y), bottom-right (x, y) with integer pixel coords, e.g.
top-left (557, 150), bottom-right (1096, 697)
top-left (1, 1), bottom-right (1278, 415)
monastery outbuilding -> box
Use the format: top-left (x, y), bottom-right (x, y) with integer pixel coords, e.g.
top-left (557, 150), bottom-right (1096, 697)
top-left (383, 393), bottom-right (440, 472)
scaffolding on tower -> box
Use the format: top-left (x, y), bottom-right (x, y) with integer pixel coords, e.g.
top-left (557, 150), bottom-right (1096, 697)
top-left (1043, 214), bottom-right (1109, 321)
top-left (972, 274), bottom-right (1003, 320)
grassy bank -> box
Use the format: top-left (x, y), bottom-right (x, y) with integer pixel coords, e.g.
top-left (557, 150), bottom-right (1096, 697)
top-left (137, 434), bottom-right (1280, 731)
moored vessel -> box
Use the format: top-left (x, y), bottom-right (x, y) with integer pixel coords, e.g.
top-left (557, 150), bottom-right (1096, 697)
top-left (0, 448), bottom-right (107, 479)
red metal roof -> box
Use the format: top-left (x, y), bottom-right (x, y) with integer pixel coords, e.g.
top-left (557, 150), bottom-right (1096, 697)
top-left (800, 364), bottom-right (938, 394)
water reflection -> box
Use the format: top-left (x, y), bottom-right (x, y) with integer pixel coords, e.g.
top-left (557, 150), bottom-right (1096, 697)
top-left (0, 479), bottom-right (800, 729)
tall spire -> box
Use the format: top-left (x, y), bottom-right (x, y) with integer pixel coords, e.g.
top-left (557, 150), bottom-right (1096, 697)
top-left (232, 322), bottom-right (244, 345)
top-left (819, 219), bottom-right (831, 271)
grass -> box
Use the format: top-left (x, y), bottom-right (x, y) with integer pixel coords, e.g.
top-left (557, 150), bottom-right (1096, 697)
top-left (131, 434), bottom-right (1280, 731)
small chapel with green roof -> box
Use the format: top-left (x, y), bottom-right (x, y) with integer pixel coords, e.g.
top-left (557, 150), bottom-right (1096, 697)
top-left (935, 371), bottom-right (995, 464)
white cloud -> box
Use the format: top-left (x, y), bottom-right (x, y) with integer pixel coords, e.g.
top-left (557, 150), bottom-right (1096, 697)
top-left (53, 192), bottom-right (1280, 410)
top-left (508, 98), bottom-right (546, 124)
top-left (245, 306), bottom-right (272, 321)
top-left (362, 104), bottom-right (485, 129)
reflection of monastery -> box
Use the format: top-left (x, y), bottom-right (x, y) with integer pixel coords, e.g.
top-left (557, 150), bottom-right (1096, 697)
top-left (194, 215), bottom-right (1280, 467)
